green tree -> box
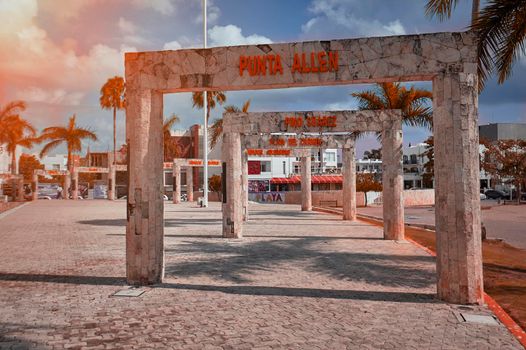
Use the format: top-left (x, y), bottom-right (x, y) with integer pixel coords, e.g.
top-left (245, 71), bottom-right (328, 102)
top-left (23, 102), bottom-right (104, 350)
top-left (351, 82), bottom-right (433, 130)
top-left (39, 115), bottom-right (98, 171)
top-left (356, 173), bottom-right (383, 207)
top-left (100, 76), bottom-right (125, 165)
top-left (3, 115), bottom-right (38, 174)
top-left (163, 113), bottom-right (181, 161)
top-left (0, 100), bottom-right (27, 145)
top-left (208, 174), bottom-right (222, 199)
top-left (481, 139), bottom-right (526, 204)
top-left (210, 100), bottom-right (251, 149)
top-left (363, 148), bottom-right (382, 160)
top-left (422, 136), bottom-right (435, 188)
top-left (19, 154), bottom-right (44, 181)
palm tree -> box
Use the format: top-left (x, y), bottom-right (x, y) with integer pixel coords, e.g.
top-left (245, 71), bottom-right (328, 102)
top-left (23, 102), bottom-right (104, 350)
top-left (351, 82), bottom-right (433, 130)
top-left (100, 76), bottom-right (125, 165)
top-left (0, 100), bottom-right (27, 144)
top-left (425, 0), bottom-right (480, 23)
top-left (210, 100), bottom-right (251, 149)
top-left (425, 0), bottom-right (526, 90)
top-left (192, 91), bottom-right (227, 124)
top-left (471, 0), bottom-right (526, 86)
top-left (163, 113), bottom-right (181, 161)
top-left (3, 115), bottom-right (38, 174)
top-left (39, 115), bottom-right (98, 171)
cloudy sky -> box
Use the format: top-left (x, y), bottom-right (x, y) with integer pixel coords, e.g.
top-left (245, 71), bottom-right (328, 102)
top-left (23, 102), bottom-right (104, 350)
top-left (1, 0), bottom-right (525, 157)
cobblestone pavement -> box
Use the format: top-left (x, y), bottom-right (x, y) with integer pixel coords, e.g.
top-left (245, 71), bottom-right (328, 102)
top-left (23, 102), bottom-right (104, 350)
top-left (0, 201), bottom-right (522, 349)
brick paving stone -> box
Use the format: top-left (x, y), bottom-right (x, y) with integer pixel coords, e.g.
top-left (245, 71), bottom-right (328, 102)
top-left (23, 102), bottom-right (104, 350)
top-left (0, 200), bottom-right (523, 349)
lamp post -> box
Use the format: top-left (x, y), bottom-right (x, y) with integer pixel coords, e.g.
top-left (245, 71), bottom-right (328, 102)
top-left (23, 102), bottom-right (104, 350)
top-left (202, 0), bottom-right (209, 207)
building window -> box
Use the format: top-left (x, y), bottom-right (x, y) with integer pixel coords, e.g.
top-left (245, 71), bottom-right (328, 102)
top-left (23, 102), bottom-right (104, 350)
top-left (324, 152), bottom-right (335, 162)
top-left (403, 155), bottom-right (408, 164)
top-left (294, 164), bottom-right (300, 174)
top-left (410, 154), bottom-right (417, 164)
top-left (282, 161), bottom-right (286, 174)
top-left (261, 161), bottom-right (271, 173)
top-left (52, 164), bottom-right (60, 170)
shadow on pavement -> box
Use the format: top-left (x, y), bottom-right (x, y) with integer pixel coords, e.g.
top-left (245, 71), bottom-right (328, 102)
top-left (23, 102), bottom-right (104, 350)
top-left (164, 238), bottom-right (436, 287)
top-left (0, 273), bottom-right (125, 286)
top-left (158, 282), bottom-right (437, 303)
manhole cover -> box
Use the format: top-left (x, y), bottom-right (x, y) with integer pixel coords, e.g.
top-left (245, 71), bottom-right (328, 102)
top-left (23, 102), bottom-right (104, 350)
top-left (112, 288), bottom-right (145, 297)
top-left (460, 313), bottom-right (499, 325)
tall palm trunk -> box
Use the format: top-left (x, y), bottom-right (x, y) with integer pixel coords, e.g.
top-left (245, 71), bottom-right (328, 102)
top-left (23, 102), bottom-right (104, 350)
top-left (113, 106), bottom-right (116, 165)
top-left (10, 149), bottom-right (16, 175)
top-left (67, 147), bottom-right (72, 173)
top-left (471, 0), bottom-right (480, 24)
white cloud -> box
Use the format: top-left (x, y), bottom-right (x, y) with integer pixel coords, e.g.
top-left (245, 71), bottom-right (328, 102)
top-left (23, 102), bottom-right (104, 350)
top-left (303, 0), bottom-right (406, 37)
top-left (118, 17), bottom-right (136, 34)
top-left (163, 40), bottom-right (182, 50)
top-left (195, 0), bottom-right (220, 25)
top-left (132, 0), bottom-right (176, 15)
top-left (208, 25), bottom-right (272, 47)
top-left (16, 87), bottom-right (85, 105)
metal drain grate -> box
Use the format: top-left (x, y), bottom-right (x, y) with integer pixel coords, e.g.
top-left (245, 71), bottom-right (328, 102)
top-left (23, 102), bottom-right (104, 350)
top-left (458, 313), bottom-right (499, 325)
top-left (112, 288), bottom-right (145, 297)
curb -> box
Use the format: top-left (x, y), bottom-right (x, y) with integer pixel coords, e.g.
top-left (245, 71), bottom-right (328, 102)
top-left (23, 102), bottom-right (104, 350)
top-left (0, 201), bottom-right (31, 220)
top-left (313, 205), bottom-right (526, 349)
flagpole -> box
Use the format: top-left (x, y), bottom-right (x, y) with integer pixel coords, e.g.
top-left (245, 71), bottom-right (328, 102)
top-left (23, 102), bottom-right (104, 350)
top-left (202, 0), bottom-right (209, 207)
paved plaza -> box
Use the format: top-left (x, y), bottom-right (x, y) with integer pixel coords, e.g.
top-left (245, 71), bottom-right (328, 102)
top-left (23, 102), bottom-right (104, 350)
top-left (0, 201), bottom-right (522, 349)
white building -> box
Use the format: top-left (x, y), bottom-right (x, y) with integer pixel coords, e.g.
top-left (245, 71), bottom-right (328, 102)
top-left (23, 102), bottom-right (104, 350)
top-left (39, 154), bottom-right (68, 171)
top-left (0, 145), bottom-right (10, 173)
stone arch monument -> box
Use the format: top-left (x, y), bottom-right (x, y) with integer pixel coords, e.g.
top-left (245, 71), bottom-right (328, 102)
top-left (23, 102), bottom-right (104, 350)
top-left (125, 31), bottom-right (482, 304)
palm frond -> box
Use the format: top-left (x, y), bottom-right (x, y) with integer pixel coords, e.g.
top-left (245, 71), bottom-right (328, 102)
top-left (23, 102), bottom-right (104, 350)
top-left (39, 139), bottom-right (63, 158)
top-left (425, 0), bottom-right (459, 21)
top-left (163, 113), bottom-right (180, 133)
top-left (242, 99), bottom-right (251, 112)
top-left (0, 100), bottom-right (26, 120)
top-left (192, 92), bottom-right (204, 109)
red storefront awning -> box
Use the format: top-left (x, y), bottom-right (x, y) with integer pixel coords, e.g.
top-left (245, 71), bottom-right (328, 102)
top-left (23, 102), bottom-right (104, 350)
top-left (270, 175), bottom-right (343, 184)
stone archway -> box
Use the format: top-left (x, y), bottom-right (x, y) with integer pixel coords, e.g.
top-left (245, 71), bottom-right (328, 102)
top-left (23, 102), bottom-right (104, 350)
top-left (125, 31), bottom-right (482, 304)
top-left (222, 109), bottom-right (403, 241)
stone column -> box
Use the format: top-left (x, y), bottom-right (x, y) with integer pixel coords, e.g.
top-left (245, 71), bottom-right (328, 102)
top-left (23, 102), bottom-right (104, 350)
top-left (62, 174), bottom-right (70, 200)
top-left (222, 131), bottom-right (243, 238)
top-left (381, 118), bottom-right (404, 240)
top-left (186, 166), bottom-right (194, 202)
top-left (241, 151), bottom-right (249, 221)
top-left (300, 156), bottom-right (312, 211)
top-left (108, 166), bottom-right (116, 200)
top-left (71, 170), bottom-right (79, 200)
top-left (31, 172), bottom-right (38, 201)
top-left (433, 72), bottom-right (483, 304)
top-left (172, 163), bottom-right (181, 204)
top-left (342, 144), bottom-right (356, 220)
top-left (125, 88), bottom-right (164, 285)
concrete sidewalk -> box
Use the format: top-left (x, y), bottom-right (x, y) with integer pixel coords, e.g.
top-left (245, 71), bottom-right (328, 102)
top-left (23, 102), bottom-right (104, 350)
top-left (357, 204), bottom-right (526, 250)
top-left (0, 201), bottom-right (522, 349)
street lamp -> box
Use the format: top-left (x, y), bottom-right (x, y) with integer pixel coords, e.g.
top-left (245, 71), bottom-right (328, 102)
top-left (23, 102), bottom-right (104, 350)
top-left (202, 0), bottom-right (209, 207)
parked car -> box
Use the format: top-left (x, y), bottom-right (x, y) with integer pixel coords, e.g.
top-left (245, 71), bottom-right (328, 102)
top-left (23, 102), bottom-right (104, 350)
top-left (480, 193), bottom-right (487, 200)
top-left (484, 189), bottom-right (506, 199)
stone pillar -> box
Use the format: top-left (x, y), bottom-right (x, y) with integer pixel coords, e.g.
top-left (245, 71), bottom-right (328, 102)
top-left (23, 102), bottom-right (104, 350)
top-left (16, 177), bottom-right (24, 202)
top-left (433, 72), bottom-right (483, 304)
top-left (381, 118), bottom-right (404, 240)
top-left (301, 156), bottom-right (312, 211)
top-left (125, 88), bottom-right (164, 285)
top-left (31, 172), bottom-right (38, 201)
top-left (342, 144), bottom-right (356, 220)
top-left (241, 151), bottom-right (249, 221)
top-left (172, 163), bottom-right (181, 204)
top-left (62, 174), bottom-right (70, 200)
top-left (186, 166), bottom-right (194, 202)
top-left (222, 131), bottom-right (243, 238)
top-left (108, 166), bottom-right (116, 200)
top-left (71, 171), bottom-right (79, 200)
